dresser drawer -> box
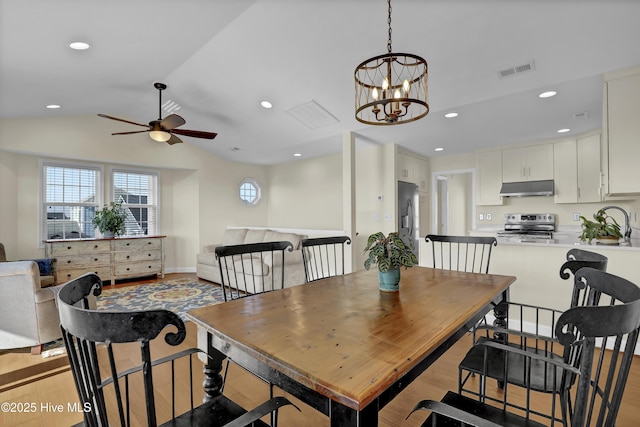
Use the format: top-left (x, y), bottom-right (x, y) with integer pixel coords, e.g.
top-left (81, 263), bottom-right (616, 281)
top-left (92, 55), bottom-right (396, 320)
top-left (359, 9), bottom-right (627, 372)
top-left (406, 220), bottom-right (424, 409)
top-left (114, 260), bottom-right (162, 277)
top-left (56, 267), bottom-right (112, 283)
top-left (49, 240), bottom-right (111, 256)
top-left (114, 250), bottom-right (161, 263)
top-left (114, 238), bottom-right (162, 252)
top-left (55, 253), bottom-right (111, 270)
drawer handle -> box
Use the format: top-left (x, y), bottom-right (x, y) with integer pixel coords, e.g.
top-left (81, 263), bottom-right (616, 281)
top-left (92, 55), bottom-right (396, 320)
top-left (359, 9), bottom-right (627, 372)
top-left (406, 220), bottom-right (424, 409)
top-left (94, 245), bottom-right (98, 249)
top-left (148, 242), bottom-right (152, 245)
top-left (126, 243), bottom-right (130, 246)
top-left (66, 274), bottom-right (71, 278)
top-left (94, 258), bottom-right (98, 261)
top-left (148, 265), bottom-right (152, 269)
top-left (126, 255), bottom-right (130, 259)
top-left (67, 246), bottom-right (72, 250)
top-left (148, 253), bottom-right (151, 257)
top-left (127, 268), bottom-right (130, 271)
top-left (67, 260), bottom-right (71, 264)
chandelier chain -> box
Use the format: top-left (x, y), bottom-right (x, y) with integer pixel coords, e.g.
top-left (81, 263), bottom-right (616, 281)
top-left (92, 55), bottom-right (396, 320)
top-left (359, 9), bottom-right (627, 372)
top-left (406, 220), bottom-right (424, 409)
top-left (387, 0), bottom-right (392, 53)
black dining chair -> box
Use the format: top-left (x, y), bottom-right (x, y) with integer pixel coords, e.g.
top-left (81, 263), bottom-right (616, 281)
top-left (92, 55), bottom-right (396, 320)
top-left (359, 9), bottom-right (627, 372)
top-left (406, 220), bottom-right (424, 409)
top-left (214, 241), bottom-right (294, 301)
top-left (56, 273), bottom-right (298, 427)
top-left (459, 249), bottom-right (610, 394)
top-left (214, 241), bottom-right (295, 426)
top-left (409, 269), bottom-right (640, 426)
top-left (454, 267), bottom-right (640, 425)
top-left (301, 236), bottom-right (351, 282)
top-left (425, 235), bottom-right (498, 274)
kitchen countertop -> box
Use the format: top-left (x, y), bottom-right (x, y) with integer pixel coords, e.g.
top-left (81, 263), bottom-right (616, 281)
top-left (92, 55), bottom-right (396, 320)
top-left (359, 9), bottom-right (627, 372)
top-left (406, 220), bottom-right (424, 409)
top-left (473, 226), bottom-right (640, 250)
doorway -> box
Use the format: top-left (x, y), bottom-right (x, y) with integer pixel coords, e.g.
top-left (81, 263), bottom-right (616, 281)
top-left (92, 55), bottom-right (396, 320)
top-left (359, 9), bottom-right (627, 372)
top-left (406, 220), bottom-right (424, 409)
top-left (431, 169), bottom-right (475, 236)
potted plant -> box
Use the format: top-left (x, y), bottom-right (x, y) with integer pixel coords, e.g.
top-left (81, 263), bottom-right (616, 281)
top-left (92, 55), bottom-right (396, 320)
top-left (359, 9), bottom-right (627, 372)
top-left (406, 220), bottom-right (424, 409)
top-left (579, 209), bottom-right (623, 244)
top-left (364, 231), bottom-right (418, 291)
top-left (92, 202), bottom-right (127, 238)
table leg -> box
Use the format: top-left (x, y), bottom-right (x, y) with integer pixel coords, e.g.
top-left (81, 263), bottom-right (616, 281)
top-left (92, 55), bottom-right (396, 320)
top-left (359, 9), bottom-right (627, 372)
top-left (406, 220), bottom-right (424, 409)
top-left (203, 332), bottom-right (225, 402)
top-left (330, 400), bottom-right (378, 427)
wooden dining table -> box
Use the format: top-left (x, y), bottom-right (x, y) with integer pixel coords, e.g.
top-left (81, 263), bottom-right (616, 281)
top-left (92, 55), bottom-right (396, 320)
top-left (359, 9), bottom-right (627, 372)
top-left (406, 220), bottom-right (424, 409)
top-left (186, 266), bottom-right (516, 427)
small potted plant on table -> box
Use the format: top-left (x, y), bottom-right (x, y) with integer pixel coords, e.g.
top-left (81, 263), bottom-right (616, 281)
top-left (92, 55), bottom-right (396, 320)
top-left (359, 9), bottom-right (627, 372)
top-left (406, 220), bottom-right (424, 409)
top-left (92, 202), bottom-right (127, 238)
top-left (579, 208), bottom-right (623, 244)
top-left (364, 231), bottom-right (418, 292)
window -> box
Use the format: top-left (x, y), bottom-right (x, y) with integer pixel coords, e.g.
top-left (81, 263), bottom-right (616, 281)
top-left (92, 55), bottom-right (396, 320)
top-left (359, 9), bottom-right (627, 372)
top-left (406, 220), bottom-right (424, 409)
top-left (239, 178), bottom-right (262, 206)
top-left (112, 169), bottom-right (159, 236)
top-left (42, 163), bottom-right (101, 240)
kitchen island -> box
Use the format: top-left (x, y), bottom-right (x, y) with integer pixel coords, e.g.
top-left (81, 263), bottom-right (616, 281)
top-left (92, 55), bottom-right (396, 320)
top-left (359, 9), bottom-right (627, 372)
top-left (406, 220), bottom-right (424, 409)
top-left (419, 232), bottom-right (640, 311)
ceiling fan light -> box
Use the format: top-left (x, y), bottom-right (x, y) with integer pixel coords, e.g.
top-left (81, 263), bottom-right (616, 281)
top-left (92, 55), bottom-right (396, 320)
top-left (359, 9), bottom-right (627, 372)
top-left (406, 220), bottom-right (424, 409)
top-left (149, 130), bottom-right (171, 142)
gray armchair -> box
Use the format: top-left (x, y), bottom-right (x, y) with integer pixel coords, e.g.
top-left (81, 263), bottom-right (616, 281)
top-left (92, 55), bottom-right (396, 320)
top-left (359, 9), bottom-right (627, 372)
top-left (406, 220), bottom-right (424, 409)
top-left (0, 261), bottom-right (64, 353)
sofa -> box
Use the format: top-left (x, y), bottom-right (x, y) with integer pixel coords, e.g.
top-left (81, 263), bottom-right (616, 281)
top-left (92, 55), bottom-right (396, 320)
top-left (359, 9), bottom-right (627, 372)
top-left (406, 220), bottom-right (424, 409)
top-left (0, 242), bottom-right (55, 287)
top-left (0, 261), bottom-right (66, 353)
top-left (196, 228), bottom-right (308, 291)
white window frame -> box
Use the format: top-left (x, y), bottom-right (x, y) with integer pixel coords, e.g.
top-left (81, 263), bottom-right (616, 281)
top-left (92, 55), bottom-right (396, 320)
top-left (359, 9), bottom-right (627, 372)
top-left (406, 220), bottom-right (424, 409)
top-left (40, 160), bottom-right (104, 244)
top-left (239, 178), bottom-right (262, 206)
top-left (109, 167), bottom-right (160, 237)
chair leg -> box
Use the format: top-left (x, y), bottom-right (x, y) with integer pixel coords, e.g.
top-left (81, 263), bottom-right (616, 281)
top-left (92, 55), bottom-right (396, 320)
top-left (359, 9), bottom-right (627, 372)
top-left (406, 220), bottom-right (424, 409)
top-left (31, 344), bottom-right (43, 355)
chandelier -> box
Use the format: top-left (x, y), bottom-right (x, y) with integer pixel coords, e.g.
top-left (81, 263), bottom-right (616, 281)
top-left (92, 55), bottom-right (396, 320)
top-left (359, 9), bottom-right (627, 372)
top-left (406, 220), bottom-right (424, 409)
top-left (354, 0), bottom-right (429, 125)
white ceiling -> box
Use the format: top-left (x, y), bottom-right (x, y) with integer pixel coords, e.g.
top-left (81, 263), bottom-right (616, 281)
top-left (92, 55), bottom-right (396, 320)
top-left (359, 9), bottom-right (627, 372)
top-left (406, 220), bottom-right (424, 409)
top-left (2, 0), bottom-right (640, 165)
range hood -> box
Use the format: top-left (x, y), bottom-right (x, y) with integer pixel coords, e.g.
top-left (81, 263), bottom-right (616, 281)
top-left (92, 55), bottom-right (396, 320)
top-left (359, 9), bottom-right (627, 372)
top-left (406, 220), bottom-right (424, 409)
top-left (499, 180), bottom-right (554, 197)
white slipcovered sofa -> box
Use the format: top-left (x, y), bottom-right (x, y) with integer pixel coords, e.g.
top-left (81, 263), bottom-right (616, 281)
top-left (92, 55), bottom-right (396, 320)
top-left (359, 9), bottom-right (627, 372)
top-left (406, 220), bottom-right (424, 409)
top-left (0, 261), bottom-right (64, 353)
top-left (196, 228), bottom-right (308, 291)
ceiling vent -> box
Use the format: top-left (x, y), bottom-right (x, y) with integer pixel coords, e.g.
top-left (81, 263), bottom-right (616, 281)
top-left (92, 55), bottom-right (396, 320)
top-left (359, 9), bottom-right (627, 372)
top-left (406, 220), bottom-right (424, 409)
top-left (573, 111), bottom-right (589, 120)
top-left (162, 99), bottom-right (181, 114)
top-left (286, 100), bottom-right (339, 129)
top-left (497, 61), bottom-right (536, 79)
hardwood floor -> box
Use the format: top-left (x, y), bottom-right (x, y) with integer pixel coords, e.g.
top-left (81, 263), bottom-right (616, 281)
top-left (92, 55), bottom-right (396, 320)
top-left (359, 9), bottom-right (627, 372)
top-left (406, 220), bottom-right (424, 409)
top-left (1, 273), bottom-right (639, 426)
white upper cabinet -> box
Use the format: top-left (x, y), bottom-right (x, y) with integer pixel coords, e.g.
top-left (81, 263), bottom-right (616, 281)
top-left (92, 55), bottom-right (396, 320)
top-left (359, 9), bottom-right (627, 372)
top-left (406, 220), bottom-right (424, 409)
top-left (554, 134), bottom-right (602, 204)
top-left (576, 134), bottom-right (602, 203)
top-left (604, 66), bottom-right (640, 195)
top-left (476, 149), bottom-right (503, 206)
top-left (397, 152), bottom-right (429, 191)
top-left (502, 144), bottom-right (554, 182)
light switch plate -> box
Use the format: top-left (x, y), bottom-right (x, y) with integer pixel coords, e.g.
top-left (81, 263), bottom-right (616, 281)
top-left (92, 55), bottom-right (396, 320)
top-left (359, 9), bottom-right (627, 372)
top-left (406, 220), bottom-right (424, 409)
top-left (486, 213), bottom-right (492, 221)
top-left (573, 213), bottom-right (580, 221)
top-left (479, 213), bottom-right (484, 221)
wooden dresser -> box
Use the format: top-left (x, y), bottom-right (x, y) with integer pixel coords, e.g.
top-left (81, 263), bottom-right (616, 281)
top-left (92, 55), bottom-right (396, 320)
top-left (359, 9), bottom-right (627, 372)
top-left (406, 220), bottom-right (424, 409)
top-left (45, 236), bottom-right (165, 284)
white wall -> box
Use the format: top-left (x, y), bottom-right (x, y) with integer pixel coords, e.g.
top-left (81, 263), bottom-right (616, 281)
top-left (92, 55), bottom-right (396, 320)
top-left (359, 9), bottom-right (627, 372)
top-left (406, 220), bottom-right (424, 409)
top-left (266, 153), bottom-right (343, 230)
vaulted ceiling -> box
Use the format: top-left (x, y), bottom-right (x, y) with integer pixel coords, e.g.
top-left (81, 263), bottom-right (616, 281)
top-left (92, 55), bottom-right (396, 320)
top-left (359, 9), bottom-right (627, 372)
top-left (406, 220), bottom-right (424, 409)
top-left (2, 0), bottom-right (639, 165)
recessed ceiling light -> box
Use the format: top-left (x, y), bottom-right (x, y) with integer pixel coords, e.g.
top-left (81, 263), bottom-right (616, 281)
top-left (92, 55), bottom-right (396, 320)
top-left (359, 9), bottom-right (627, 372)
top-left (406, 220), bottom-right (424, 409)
top-left (261, 101), bottom-right (272, 109)
top-left (69, 41), bottom-right (90, 50)
top-left (444, 112), bottom-right (458, 118)
top-left (293, 153), bottom-right (302, 157)
top-left (538, 91), bottom-right (557, 98)
top-left (434, 147), bottom-right (444, 152)
top-left (557, 128), bottom-right (571, 133)
top-left (46, 104), bottom-right (61, 109)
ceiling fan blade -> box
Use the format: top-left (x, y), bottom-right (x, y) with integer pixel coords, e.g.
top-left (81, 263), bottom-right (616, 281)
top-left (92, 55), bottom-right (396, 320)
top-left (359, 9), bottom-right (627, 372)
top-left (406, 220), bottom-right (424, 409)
top-left (172, 128), bottom-right (218, 140)
top-left (166, 134), bottom-right (183, 145)
top-left (97, 114), bottom-right (149, 128)
top-left (111, 130), bottom-right (149, 135)
top-left (160, 114), bottom-right (186, 130)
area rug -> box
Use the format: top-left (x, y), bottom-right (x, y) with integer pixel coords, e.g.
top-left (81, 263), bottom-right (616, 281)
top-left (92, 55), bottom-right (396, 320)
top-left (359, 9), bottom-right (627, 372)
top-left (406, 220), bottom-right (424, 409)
top-left (96, 277), bottom-right (226, 320)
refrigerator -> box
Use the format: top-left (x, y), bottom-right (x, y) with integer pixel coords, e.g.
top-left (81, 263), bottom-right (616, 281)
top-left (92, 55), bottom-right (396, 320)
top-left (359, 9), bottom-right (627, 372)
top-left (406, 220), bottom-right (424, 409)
top-left (397, 181), bottom-right (420, 258)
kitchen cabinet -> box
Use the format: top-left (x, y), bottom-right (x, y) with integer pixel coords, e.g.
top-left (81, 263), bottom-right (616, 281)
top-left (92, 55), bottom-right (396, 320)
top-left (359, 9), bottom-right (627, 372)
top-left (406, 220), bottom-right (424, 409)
top-left (46, 236), bottom-right (165, 284)
top-left (502, 144), bottom-right (553, 183)
top-left (475, 149), bottom-right (503, 206)
top-left (397, 152), bottom-right (429, 191)
top-left (553, 134), bottom-right (602, 204)
top-left (603, 66), bottom-right (640, 195)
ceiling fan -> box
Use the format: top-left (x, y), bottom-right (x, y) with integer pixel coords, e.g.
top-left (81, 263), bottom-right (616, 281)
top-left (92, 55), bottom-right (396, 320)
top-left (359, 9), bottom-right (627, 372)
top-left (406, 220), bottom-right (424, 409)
top-left (98, 82), bottom-right (217, 145)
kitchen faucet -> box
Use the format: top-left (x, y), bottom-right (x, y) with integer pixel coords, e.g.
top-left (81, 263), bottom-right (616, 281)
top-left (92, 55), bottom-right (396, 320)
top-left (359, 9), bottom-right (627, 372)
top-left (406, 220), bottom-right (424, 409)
top-left (602, 205), bottom-right (632, 242)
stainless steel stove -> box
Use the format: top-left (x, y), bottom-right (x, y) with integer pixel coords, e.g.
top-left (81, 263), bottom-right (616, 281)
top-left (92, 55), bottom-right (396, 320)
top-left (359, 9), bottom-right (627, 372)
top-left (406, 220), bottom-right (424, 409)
top-left (497, 213), bottom-right (556, 240)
